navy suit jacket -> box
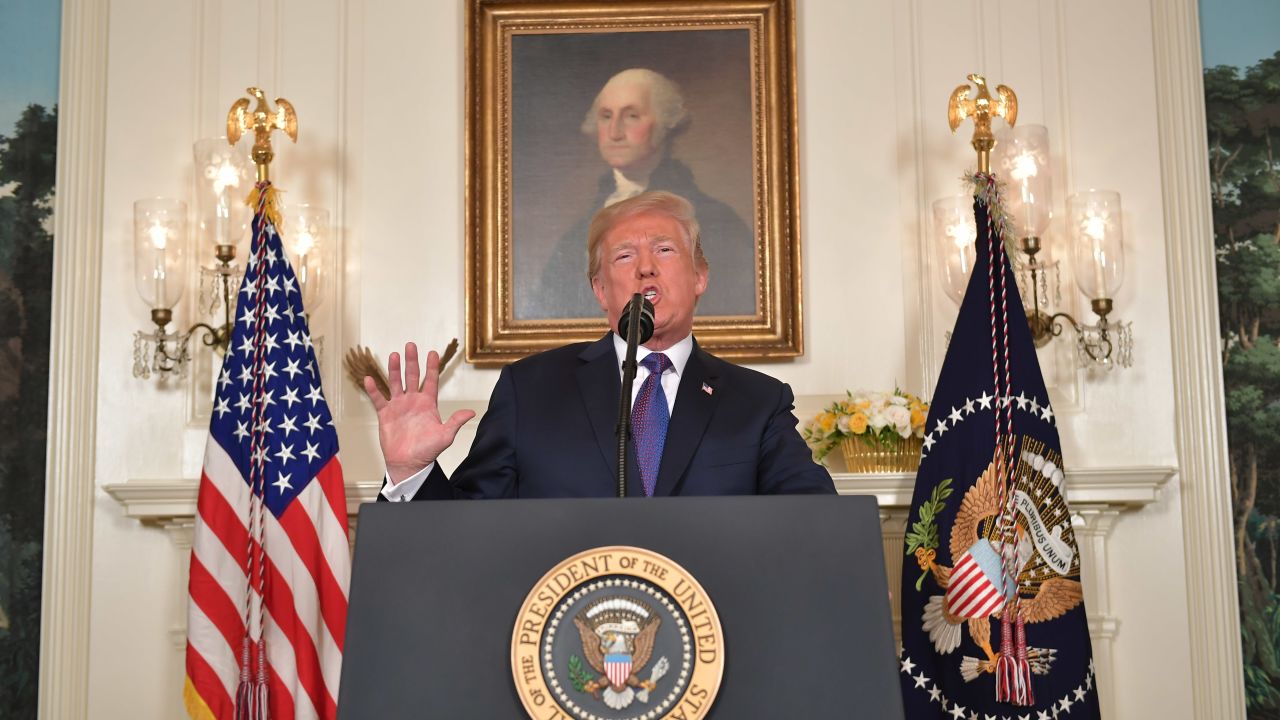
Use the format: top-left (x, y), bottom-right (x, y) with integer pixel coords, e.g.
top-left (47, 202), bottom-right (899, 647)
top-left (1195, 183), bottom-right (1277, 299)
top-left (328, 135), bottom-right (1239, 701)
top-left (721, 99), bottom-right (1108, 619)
top-left (384, 334), bottom-right (835, 499)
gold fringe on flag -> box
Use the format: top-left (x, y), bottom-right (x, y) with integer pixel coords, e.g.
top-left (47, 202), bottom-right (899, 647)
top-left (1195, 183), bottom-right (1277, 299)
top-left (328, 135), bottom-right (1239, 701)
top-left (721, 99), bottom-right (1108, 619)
top-left (245, 183), bottom-right (284, 232)
top-left (183, 676), bottom-right (219, 720)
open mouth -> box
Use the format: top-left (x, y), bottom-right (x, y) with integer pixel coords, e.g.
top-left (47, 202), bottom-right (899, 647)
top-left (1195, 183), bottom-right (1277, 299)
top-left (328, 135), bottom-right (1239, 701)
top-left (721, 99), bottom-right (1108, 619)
top-left (642, 287), bottom-right (659, 304)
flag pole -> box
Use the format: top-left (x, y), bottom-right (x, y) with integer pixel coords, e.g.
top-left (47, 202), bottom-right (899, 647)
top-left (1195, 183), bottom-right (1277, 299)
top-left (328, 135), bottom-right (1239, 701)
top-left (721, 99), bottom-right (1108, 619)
top-left (948, 74), bottom-right (1037, 705)
top-left (227, 87), bottom-right (297, 720)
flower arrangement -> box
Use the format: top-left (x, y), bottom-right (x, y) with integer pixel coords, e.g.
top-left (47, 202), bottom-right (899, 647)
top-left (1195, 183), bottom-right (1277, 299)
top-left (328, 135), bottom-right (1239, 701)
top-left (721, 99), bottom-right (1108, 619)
top-left (802, 390), bottom-right (930, 471)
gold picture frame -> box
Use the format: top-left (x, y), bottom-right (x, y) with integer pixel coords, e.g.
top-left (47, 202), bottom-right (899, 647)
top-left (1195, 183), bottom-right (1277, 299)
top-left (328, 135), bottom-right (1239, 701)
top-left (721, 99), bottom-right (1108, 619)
top-left (466, 0), bottom-right (802, 366)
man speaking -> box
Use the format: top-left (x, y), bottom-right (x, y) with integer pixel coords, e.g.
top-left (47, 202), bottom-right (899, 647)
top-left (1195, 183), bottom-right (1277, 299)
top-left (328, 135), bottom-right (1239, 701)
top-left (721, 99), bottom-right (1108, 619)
top-left (368, 191), bottom-right (833, 499)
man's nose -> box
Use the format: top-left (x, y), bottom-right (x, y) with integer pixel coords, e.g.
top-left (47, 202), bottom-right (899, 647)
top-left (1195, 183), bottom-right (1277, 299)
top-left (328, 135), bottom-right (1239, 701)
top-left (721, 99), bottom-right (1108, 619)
top-left (635, 250), bottom-right (657, 277)
top-left (607, 116), bottom-right (625, 140)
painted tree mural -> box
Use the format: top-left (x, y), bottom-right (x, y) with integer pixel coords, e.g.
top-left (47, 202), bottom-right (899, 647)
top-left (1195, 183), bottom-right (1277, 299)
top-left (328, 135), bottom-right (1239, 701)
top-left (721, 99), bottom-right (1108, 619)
top-left (0, 102), bottom-right (56, 717)
top-left (1206, 51), bottom-right (1280, 717)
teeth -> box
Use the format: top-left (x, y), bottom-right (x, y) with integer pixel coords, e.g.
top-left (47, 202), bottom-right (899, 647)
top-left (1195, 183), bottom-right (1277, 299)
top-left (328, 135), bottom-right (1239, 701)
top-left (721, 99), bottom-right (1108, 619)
top-left (643, 290), bottom-right (657, 300)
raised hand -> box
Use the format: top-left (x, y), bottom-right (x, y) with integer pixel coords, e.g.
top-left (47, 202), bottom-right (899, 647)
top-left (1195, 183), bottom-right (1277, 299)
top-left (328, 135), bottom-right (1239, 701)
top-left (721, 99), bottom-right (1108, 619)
top-left (363, 342), bottom-right (476, 484)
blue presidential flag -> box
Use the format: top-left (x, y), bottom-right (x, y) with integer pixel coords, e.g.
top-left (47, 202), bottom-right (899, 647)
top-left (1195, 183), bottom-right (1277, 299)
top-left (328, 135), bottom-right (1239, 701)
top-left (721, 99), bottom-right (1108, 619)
top-left (898, 174), bottom-right (1100, 719)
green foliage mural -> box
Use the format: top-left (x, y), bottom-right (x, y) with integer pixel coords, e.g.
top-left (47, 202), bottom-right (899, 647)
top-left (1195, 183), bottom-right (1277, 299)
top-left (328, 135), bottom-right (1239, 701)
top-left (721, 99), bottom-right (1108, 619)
top-left (1205, 50), bottom-right (1280, 717)
top-left (0, 102), bottom-right (56, 717)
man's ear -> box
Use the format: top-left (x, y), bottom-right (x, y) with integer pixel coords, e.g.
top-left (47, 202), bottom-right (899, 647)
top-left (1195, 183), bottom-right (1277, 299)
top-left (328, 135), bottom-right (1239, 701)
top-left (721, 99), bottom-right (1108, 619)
top-left (591, 276), bottom-right (609, 311)
top-left (694, 264), bottom-right (709, 298)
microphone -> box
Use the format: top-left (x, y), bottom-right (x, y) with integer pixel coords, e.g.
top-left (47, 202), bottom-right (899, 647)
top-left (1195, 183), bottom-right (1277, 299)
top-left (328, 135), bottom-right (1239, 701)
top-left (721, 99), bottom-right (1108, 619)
top-left (617, 294), bottom-right (655, 346)
top-left (615, 293), bottom-right (654, 498)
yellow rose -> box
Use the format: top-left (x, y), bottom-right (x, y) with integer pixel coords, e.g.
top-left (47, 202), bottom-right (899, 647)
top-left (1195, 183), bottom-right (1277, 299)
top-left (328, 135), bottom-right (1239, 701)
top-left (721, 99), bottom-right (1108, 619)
top-left (910, 407), bottom-right (926, 428)
top-left (819, 412), bottom-right (837, 434)
top-left (849, 412), bottom-right (869, 434)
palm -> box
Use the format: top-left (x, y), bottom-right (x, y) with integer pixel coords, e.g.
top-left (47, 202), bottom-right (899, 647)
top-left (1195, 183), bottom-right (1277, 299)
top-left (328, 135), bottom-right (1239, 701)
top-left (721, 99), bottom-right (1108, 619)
top-left (364, 343), bottom-right (475, 483)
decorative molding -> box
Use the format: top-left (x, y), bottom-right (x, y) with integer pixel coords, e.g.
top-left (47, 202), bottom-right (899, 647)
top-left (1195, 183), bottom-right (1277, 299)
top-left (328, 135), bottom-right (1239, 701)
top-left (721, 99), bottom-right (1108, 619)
top-left (108, 466), bottom-right (1174, 527)
top-left (833, 465), bottom-right (1173, 509)
top-left (38, 0), bottom-right (110, 716)
top-left (1150, 0), bottom-right (1247, 717)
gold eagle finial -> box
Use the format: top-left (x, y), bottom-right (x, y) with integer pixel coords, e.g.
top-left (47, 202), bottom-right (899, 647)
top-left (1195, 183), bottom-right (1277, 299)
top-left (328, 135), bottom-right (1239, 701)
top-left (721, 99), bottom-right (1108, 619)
top-left (226, 87), bottom-right (298, 182)
top-left (947, 74), bottom-right (1017, 173)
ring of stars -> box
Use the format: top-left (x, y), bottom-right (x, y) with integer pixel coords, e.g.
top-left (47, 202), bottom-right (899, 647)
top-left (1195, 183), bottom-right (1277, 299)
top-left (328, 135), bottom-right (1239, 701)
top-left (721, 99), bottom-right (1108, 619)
top-left (898, 652), bottom-right (1095, 720)
top-left (920, 391), bottom-right (1055, 462)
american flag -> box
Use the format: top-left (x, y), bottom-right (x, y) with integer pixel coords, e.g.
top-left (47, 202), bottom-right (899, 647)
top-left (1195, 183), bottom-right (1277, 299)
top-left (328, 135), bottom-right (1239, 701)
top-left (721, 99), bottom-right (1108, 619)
top-left (184, 182), bottom-right (349, 720)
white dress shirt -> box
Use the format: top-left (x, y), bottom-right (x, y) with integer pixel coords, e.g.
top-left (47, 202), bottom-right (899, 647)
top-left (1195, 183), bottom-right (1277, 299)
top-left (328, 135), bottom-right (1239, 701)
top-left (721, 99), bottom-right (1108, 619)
top-left (380, 333), bottom-right (693, 501)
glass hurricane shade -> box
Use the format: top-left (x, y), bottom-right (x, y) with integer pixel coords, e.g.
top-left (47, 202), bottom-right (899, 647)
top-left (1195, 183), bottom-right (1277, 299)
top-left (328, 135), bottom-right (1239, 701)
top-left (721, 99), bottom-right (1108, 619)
top-left (932, 195), bottom-right (977, 306)
top-left (1067, 190), bottom-right (1125, 301)
top-left (994, 124), bottom-right (1052, 242)
top-left (284, 204), bottom-right (329, 313)
top-left (193, 137), bottom-right (252, 252)
top-left (133, 198), bottom-right (189, 311)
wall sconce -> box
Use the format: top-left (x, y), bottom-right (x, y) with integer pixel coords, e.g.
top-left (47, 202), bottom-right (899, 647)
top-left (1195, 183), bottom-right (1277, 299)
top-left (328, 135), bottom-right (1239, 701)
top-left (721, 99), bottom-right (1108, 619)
top-left (1065, 189), bottom-right (1132, 368)
top-left (992, 125), bottom-right (1132, 368)
top-left (132, 198), bottom-right (191, 377)
top-left (132, 137), bottom-right (251, 379)
top-left (132, 137), bottom-right (334, 380)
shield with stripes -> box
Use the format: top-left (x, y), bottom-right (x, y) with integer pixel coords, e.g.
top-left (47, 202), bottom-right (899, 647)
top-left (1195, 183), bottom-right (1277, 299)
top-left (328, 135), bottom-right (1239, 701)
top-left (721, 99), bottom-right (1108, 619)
top-left (944, 540), bottom-right (1008, 619)
top-left (604, 653), bottom-right (632, 689)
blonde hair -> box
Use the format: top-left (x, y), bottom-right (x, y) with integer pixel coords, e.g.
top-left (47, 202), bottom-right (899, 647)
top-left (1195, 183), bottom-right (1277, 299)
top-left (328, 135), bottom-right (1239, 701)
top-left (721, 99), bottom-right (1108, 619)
top-left (586, 191), bottom-right (707, 281)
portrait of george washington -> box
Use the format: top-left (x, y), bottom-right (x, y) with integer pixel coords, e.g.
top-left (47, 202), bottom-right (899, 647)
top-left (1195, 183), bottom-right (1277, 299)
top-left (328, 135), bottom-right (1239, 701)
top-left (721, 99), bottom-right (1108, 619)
top-left (510, 29), bottom-right (758, 321)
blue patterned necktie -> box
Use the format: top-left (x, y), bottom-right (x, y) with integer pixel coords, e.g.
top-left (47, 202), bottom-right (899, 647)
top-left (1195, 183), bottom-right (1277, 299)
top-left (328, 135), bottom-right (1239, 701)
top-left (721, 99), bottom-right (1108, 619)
top-left (630, 352), bottom-right (672, 496)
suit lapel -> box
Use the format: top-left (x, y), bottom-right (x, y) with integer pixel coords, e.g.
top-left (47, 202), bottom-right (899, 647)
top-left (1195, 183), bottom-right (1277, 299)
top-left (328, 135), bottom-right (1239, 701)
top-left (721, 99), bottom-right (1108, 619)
top-left (576, 334), bottom-right (623, 485)
top-left (653, 344), bottom-right (720, 497)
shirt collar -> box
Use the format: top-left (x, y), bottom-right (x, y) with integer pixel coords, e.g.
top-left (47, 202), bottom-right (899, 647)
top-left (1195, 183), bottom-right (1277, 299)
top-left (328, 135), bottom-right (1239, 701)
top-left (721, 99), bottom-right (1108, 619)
top-left (610, 332), bottom-right (693, 377)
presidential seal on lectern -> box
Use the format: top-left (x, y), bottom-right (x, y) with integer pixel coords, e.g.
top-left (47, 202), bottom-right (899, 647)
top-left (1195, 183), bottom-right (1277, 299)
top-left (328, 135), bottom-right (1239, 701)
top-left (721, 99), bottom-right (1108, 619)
top-left (512, 546), bottom-right (725, 719)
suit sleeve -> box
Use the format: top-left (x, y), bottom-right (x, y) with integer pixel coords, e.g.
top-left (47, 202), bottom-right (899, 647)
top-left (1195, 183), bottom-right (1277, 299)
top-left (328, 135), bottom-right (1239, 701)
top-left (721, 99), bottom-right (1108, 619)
top-left (756, 382), bottom-right (837, 495)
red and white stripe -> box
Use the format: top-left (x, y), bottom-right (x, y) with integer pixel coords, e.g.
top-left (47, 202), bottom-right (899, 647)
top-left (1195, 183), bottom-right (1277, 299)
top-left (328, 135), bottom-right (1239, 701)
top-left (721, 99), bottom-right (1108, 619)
top-left (185, 438), bottom-right (350, 719)
top-left (945, 552), bottom-right (1004, 619)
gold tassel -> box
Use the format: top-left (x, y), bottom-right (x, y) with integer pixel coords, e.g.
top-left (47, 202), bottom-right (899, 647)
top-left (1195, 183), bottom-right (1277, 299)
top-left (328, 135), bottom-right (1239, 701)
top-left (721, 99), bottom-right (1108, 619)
top-left (245, 183), bottom-right (285, 232)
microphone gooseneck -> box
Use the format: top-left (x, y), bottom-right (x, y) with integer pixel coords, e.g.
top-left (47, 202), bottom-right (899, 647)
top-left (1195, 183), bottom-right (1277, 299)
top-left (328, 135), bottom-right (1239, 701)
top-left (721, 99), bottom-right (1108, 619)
top-left (615, 293), bottom-right (655, 498)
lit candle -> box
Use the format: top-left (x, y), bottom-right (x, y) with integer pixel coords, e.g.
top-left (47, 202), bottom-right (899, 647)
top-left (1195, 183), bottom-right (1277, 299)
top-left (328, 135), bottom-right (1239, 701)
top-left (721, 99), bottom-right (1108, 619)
top-left (213, 160), bottom-right (239, 245)
top-left (294, 228), bottom-right (315, 298)
top-left (148, 219), bottom-right (168, 308)
top-left (1081, 211), bottom-right (1108, 299)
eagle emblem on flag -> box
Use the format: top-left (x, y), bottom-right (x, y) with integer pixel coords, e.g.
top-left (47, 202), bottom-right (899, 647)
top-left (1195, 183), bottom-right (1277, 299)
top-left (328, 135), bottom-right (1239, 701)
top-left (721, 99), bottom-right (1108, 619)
top-left (916, 442), bottom-right (1083, 682)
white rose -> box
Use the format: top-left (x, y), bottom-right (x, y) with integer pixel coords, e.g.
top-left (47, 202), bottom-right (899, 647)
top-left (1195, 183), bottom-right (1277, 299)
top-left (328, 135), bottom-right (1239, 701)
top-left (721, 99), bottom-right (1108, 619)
top-left (884, 405), bottom-right (912, 438)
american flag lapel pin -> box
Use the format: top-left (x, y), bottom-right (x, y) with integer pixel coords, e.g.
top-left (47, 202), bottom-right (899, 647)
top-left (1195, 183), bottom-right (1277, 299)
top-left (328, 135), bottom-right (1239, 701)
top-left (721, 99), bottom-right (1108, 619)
top-left (701, 382), bottom-right (714, 396)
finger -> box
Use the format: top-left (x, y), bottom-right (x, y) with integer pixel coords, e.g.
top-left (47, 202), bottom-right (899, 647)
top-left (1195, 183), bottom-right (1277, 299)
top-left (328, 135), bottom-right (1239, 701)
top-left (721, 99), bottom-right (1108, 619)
top-left (442, 409), bottom-right (476, 437)
top-left (404, 342), bottom-right (421, 394)
top-left (387, 350), bottom-right (403, 396)
top-left (420, 350), bottom-right (441, 397)
top-left (363, 375), bottom-right (388, 411)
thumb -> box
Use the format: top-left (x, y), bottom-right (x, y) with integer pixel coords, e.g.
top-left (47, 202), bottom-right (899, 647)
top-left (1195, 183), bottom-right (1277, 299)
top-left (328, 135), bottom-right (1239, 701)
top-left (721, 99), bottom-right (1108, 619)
top-left (443, 409), bottom-right (477, 437)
